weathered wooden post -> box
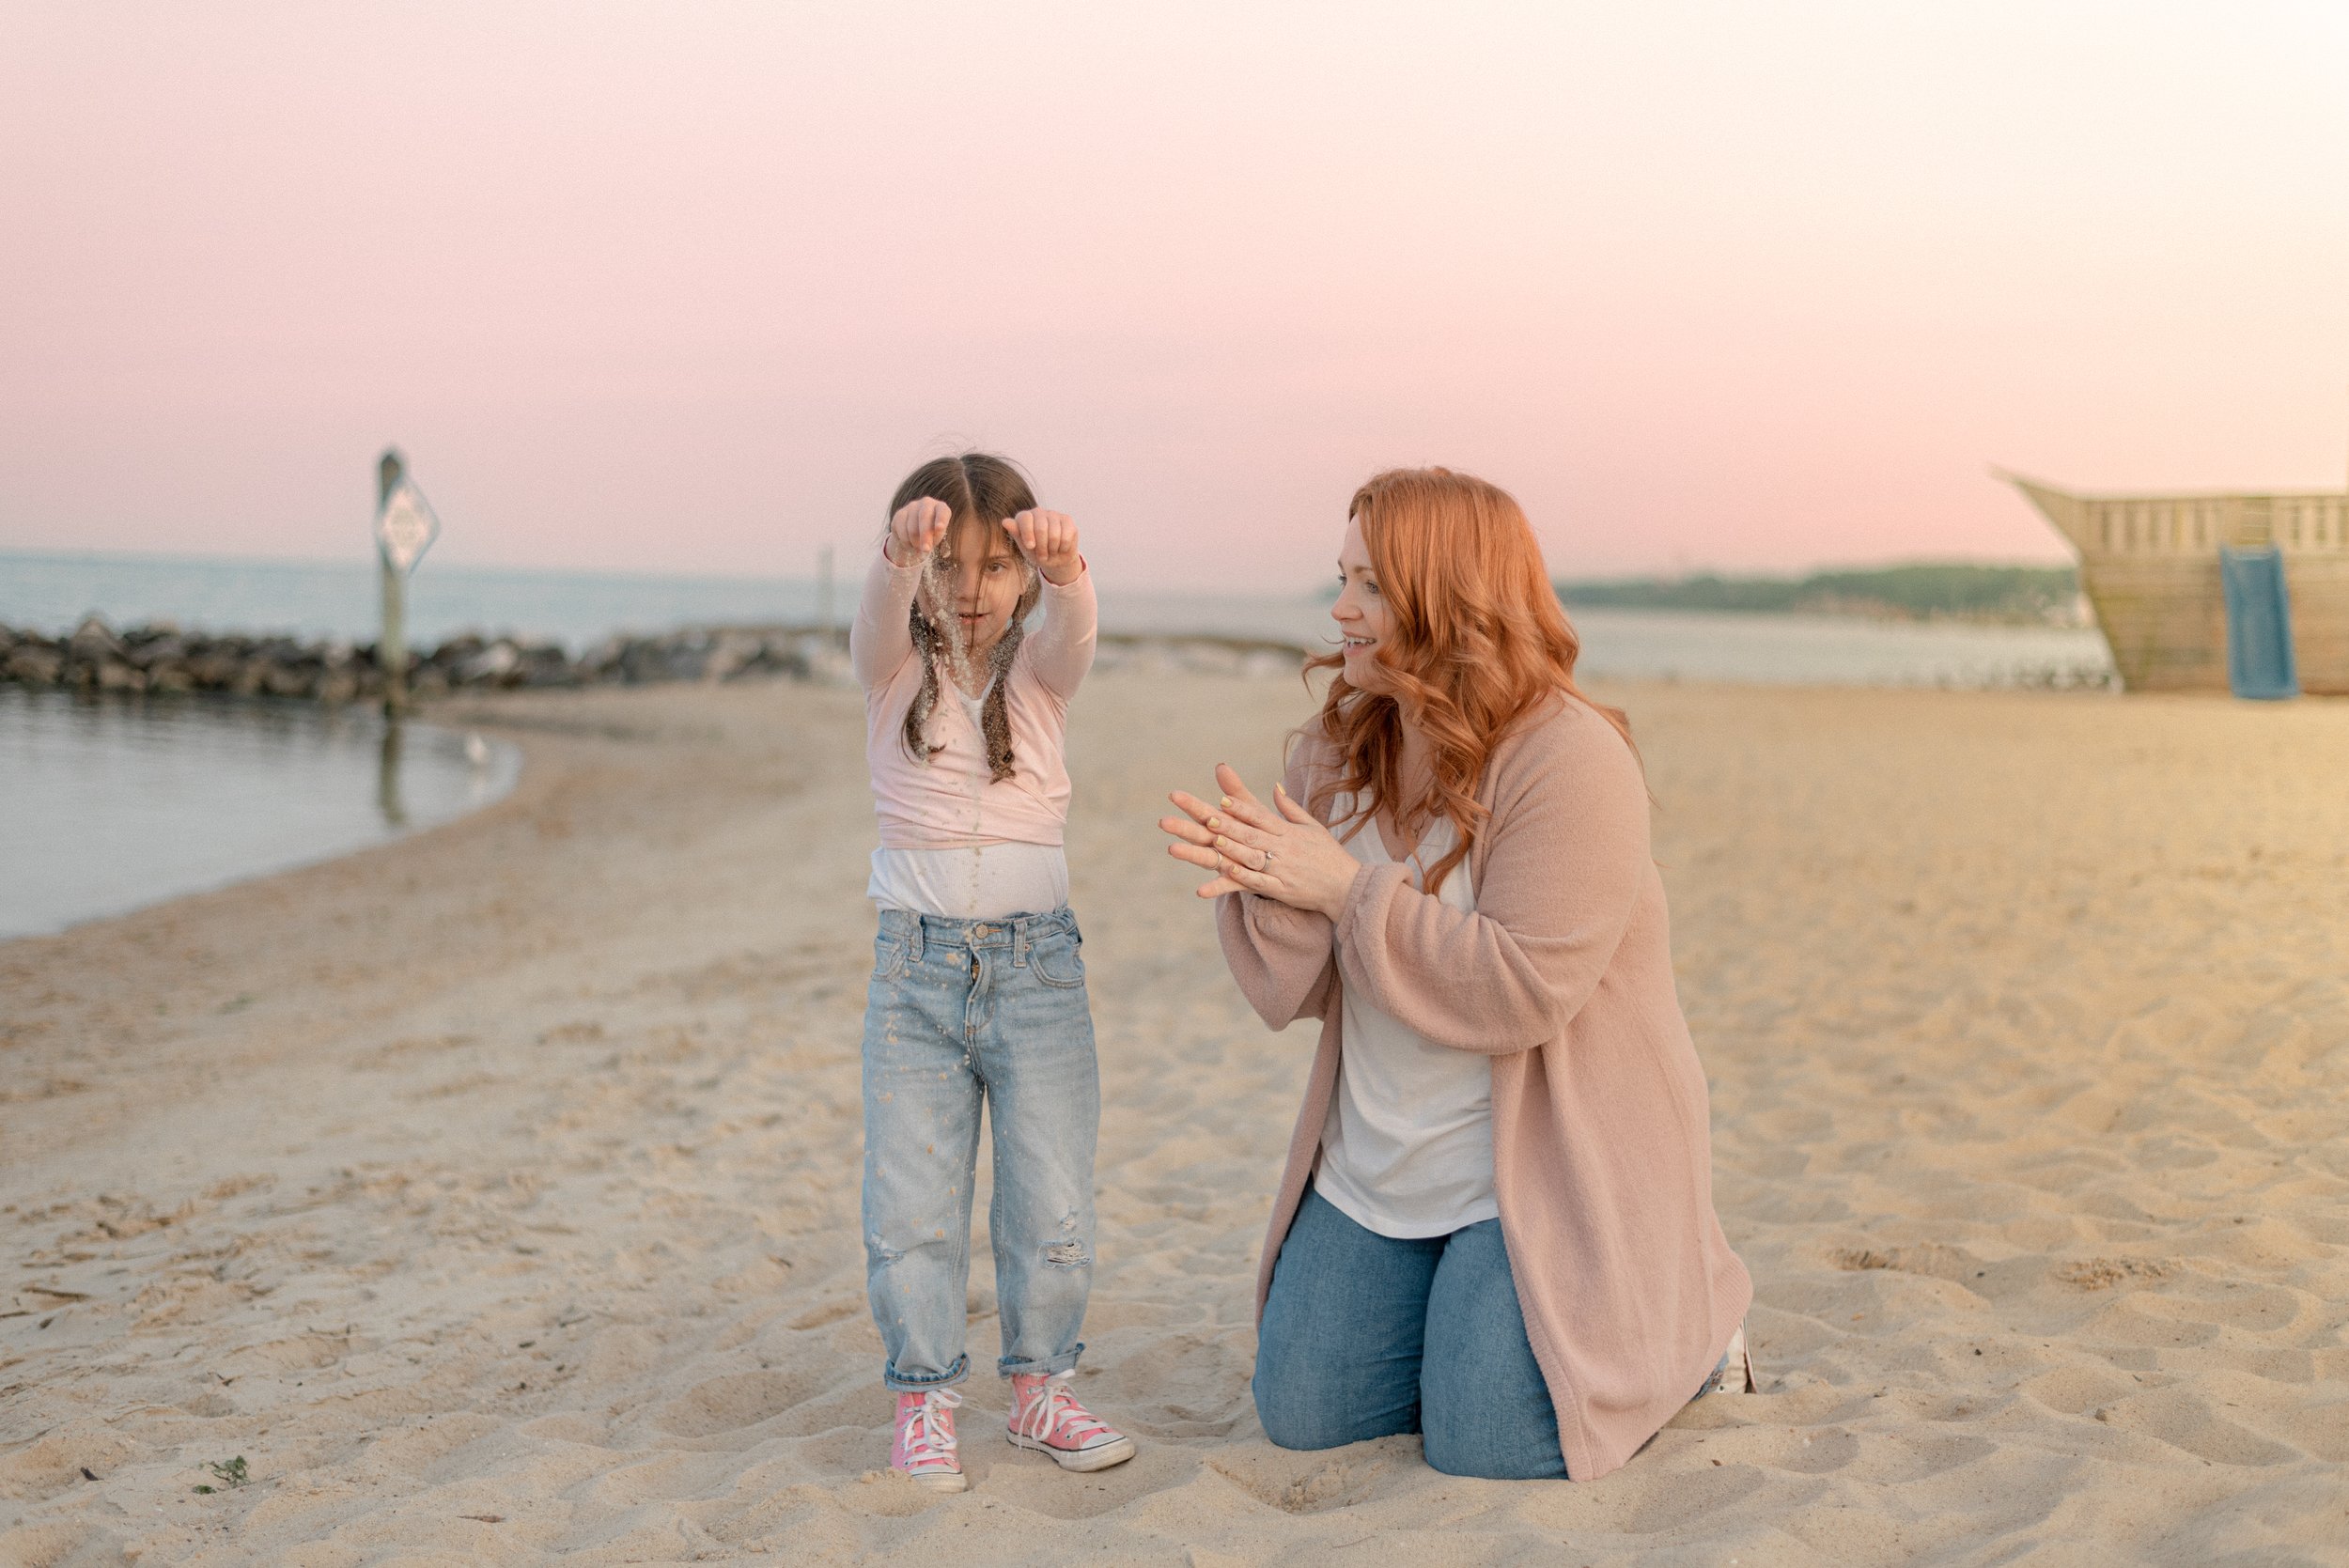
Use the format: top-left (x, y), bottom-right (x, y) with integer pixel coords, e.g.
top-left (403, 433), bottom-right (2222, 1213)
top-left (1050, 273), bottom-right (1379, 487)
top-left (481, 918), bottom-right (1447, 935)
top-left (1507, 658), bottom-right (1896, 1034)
top-left (817, 544), bottom-right (836, 644)
top-left (373, 449), bottom-right (441, 716)
top-left (376, 718), bottom-right (408, 828)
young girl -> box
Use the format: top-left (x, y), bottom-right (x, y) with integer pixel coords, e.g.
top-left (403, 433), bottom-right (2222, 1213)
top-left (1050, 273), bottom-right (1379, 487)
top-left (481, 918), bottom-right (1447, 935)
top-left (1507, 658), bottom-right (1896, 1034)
top-left (849, 452), bottom-right (1135, 1492)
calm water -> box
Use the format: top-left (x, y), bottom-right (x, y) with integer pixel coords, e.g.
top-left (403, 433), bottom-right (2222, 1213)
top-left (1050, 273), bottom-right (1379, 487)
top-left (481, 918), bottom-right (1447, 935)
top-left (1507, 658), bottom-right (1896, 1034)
top-left (1101, 592), bottom-right (2116, 690)
top-left (0, 691), bottom-right (520, 940)
top-left (0, 550), bottom-right (826, 648)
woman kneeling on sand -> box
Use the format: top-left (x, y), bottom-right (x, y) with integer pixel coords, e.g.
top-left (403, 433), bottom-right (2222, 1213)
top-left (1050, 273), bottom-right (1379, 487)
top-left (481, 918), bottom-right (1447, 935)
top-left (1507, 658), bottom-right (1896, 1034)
top-left (1159, 467), bottom-right (1753, 1482)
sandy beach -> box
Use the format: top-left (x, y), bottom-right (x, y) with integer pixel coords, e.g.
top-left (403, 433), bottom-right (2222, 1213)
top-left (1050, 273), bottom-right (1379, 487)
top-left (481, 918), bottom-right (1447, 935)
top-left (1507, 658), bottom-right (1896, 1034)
top-left (4, 672), bottom-right (2345, 1566)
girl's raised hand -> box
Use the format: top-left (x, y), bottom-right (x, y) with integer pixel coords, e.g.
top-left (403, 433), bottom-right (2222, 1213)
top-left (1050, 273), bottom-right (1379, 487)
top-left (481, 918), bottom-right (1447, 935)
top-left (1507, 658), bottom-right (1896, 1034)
top-left (1159, 763), bottom-right (1359, 920)
top-left (886, 497), bottom-right (954, 567)
top-left (1004, 509), bottom-right (1082, 585)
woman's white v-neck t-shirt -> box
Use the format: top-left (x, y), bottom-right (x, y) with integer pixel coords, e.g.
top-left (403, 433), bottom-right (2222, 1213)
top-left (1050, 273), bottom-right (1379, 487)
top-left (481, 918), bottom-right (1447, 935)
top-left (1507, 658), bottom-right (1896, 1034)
top-left (1315, 806), bottom-right (1499, 1239)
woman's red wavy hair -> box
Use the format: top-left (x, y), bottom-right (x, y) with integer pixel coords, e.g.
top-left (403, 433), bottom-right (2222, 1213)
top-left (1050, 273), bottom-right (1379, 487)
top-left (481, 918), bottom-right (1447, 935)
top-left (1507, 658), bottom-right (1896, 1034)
top-left (1304, 466), bottom-right (1634, 895)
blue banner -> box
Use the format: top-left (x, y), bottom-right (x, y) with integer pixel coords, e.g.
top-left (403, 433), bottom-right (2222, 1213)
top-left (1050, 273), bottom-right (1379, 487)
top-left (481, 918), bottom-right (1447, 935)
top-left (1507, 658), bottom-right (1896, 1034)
top-left (2219, 546), bottom-right (2298, 701)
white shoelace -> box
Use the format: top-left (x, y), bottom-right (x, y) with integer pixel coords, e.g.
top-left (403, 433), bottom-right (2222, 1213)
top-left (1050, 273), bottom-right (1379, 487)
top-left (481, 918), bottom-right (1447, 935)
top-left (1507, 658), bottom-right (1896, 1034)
top-left (1013, 1371), bottom-right (1105, 1446)
top-left (901, 1387), bottom-right (961, 1465)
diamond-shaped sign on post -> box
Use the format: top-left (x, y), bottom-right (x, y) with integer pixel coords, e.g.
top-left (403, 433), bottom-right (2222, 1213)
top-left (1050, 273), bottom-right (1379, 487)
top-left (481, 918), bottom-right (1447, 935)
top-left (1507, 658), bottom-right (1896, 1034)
top-left (376, 482), bottom-right (440, 575)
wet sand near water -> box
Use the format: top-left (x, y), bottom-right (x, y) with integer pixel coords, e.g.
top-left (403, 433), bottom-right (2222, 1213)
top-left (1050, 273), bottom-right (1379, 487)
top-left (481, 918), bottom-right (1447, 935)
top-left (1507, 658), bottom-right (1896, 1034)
top-left (4, 675), bottom-right (2345, 1565)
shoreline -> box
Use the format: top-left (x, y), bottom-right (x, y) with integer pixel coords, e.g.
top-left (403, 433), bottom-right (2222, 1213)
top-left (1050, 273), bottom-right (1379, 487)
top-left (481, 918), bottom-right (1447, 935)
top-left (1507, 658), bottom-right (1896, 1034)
top-left (0, 692), bottom-right (521, 944)
top-left (5, 675), bottom-right (2344, 1563)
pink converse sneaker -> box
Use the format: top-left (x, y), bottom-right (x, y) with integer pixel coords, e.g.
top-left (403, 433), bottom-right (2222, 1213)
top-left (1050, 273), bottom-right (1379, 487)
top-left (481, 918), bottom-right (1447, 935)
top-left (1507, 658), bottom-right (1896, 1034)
top-left (1005, 1371), bottom-right (1137, 1472)
top-left (892, 1388), bottom-right (966, 1492)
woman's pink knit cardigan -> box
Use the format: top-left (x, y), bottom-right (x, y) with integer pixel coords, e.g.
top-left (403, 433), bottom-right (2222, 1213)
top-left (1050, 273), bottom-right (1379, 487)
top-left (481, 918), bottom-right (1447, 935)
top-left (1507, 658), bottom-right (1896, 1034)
top-left (1217, 691), bottom-right (1752, 1481)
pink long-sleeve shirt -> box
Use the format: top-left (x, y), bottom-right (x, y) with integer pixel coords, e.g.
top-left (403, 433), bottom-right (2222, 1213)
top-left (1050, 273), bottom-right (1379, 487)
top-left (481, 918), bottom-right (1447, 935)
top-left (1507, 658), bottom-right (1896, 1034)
top-left (850, 549), bottom-right (1097, 849)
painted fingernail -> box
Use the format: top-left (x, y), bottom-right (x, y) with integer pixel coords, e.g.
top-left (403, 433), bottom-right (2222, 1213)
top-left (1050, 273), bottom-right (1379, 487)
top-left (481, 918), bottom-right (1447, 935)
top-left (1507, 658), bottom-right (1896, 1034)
top-left (1206, 816), bottom-right (1221, 830)
top-left (1220, 796), bottom-right (1233, 807)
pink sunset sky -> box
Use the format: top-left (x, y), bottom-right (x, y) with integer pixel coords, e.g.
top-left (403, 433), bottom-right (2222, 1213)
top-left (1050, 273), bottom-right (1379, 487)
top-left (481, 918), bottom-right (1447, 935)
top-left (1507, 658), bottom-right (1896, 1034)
top-left (4, 2), bottom-right (2345, 593)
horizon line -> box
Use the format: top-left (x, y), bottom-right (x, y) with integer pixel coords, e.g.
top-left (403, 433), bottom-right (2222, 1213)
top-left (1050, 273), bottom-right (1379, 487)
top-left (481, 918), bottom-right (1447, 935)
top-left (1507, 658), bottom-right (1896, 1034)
top-left (1, 540), bottom-right (2080, 591)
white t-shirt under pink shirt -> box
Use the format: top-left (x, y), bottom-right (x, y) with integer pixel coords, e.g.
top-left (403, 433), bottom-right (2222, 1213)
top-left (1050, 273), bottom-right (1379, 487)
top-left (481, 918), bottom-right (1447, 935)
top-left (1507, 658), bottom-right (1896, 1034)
top-left (865, 682), bottom-right (1070, 918)
top-left (1314, 800), bottom-right (1500, 1239)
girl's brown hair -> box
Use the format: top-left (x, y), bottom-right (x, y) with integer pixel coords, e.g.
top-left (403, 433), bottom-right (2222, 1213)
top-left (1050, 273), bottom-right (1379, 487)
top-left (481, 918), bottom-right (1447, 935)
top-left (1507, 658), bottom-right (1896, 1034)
top-left (890, 453), bottom-right (1043, 782)
top-left (1305, 466), bottom-right (1634, 894)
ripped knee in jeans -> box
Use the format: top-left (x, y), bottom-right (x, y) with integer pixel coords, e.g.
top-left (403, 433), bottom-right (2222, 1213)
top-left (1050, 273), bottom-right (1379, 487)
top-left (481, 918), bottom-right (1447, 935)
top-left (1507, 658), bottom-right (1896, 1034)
top-left (1042, 1238), bottom-right (1091, 1268)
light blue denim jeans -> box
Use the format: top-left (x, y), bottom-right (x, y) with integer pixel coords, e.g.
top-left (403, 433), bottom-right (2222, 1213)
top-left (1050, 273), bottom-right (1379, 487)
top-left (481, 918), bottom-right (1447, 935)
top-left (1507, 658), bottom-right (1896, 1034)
top-left (1252, 1185), bottom-right (1570, 1479)
top-left (860, 906), bottom-right (1099, 1391)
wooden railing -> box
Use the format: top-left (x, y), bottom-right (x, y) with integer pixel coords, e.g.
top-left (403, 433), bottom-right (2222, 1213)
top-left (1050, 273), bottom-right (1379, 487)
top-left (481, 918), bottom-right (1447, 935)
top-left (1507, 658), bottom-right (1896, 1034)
top-left (2086, 493), bottom-right (2348, 555)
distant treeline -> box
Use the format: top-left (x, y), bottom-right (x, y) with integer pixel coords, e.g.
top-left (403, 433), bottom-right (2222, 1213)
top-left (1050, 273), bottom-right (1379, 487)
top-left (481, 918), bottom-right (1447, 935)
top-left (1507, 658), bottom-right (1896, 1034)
top-left (1556, 564), bottom-right (2082, 624)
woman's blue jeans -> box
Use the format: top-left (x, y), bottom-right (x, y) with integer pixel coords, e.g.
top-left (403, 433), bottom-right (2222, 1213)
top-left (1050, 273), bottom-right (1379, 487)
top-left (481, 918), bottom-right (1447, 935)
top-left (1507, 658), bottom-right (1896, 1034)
top-left (860, 907), bottom-right (1099, 1391)
top-left (1252, 1185), bottom-right (1569, 1480)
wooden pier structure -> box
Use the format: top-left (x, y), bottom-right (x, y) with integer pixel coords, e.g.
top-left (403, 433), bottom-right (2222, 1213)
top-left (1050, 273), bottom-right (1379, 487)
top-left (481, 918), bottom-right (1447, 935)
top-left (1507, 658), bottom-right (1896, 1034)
top-left (2006, 475), bottom-right (2349, 695)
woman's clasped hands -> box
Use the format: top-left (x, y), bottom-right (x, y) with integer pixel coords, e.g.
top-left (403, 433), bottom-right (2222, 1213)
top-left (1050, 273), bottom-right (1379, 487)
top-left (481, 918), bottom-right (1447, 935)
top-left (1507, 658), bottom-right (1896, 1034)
top-left (1159, 763), bottom-right (1360, 920)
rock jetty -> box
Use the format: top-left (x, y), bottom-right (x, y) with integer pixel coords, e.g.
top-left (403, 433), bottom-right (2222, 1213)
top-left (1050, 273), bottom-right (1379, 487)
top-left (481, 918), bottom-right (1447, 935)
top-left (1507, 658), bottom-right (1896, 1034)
top-left (0, 618), bottom-right (1308, 702)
